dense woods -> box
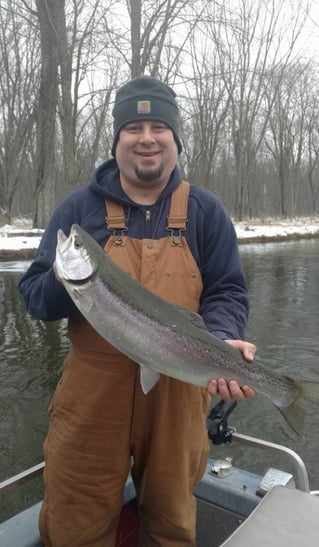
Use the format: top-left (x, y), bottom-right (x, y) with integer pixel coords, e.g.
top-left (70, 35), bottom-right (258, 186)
top-left (0, 0), bottom-right (318, 226)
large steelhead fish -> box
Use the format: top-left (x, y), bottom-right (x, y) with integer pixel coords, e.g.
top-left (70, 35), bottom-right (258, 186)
top-left (56, 224), bottom-right (319, 435)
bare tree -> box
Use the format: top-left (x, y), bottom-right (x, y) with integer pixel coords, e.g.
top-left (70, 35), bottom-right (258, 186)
top-left (265, 61), bottom-right (318, 216)
top-left (206, 0), bottom-right (308, 219)
top-left (56, 0), bottom-right (107, 191)
top-left (179, 34), bottom-right (230, 189)
top-left (31, 0), bottom-right (116, 223)
top-left (303, 72), bottom-right (319, 214)
top-left (2, 0), bottom-right (319, 225)
top-left (0, 0), bottom-right (39, 222)
top-left (33, 0), bottom-right (60, 227)
top-left (103, 0), bottom-right (197, 79)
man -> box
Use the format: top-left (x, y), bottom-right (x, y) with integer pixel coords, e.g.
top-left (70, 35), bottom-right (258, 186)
top-left (19, 76), bottom-right (255, 547)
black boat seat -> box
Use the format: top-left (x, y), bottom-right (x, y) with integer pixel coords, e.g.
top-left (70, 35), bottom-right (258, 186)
top-left (220, 485), bottom-right (319, 546)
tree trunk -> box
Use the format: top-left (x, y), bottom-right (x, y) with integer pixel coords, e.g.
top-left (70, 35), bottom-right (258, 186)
top-left (33, 0), bottom-right (60, 227)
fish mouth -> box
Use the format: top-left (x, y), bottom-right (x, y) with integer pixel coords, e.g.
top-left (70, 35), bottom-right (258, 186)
top-left (65, 270), bottom-right (97, 285)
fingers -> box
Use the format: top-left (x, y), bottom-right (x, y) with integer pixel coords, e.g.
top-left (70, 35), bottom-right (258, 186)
top-left (206, 339), bottom-right (257, 400)
top-left (225, 339), bottom-right (257, 362)
top-left (243, 343), bottom-right (257, 363)
top-left (206, 379), bottom-right (218, 397)
top-left (206, 378), bottom-right (256, 401)
top-left (241, 384), bottom-right (256, 398)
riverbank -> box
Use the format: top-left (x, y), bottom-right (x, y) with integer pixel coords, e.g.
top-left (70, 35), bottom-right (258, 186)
top-left (0, 224), bottom-right (44, 260)
top-left (235, 217), bottom-right (319, 244)
top-left (1, 217), bottom-right (319, 259)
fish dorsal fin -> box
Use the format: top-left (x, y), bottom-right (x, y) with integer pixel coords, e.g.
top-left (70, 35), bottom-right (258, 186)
top-left (174, 305), bottom-right (209, 332)
top-left (140, 366), bottom-right (160, 394)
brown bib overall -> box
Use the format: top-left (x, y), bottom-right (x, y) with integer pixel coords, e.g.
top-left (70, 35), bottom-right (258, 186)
top-left (39, 182), bottom-right (211, 547)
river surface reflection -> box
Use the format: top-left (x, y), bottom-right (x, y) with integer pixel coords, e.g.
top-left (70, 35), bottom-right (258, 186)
top-left (219, 240), bottom-right (319, 489)
top-left (0, 240), bottom-right (319, 518)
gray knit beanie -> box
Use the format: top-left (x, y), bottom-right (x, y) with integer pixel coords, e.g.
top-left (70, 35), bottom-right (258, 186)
top-left (112, 76), bottom-right (182, 156)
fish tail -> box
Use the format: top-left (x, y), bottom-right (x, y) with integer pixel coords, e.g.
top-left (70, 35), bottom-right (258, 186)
top-left (277, 380), bottom-right (319, 436)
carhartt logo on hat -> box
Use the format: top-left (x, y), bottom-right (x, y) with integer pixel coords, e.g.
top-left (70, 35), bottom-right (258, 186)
top-left (137, 100), bottom-right (151, 114)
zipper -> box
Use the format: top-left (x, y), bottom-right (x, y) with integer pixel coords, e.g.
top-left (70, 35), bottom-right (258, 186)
top-left (145, 209), bottom-right (151, 221)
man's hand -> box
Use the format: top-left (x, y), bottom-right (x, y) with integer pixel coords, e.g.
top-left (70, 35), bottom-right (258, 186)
top-left (206, 340), bottom-right (256, 402)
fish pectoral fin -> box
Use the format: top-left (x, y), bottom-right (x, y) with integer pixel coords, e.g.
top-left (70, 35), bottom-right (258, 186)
top-left (140, 366), bottom-right (160, 395)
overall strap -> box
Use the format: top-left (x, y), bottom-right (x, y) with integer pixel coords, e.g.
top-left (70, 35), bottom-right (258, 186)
top-left (167, 181), bottom-right (190, 231)
top-left (105, 180), bottom-right (190, 232)
top-left (105, 200), bottom-right (126, 231)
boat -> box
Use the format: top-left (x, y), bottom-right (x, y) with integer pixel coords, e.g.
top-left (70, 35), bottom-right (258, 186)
top-left (1, 400), bottom-right (319, 547)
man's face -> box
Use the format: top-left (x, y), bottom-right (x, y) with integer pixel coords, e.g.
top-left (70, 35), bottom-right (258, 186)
top-left (115, 120), bottom-right (178, 189)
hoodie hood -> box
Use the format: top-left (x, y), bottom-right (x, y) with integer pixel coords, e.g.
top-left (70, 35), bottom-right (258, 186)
top-left (89, 158), bottom-right (183, 206)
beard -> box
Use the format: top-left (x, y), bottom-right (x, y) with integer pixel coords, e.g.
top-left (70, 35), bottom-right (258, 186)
top-left (134, 162), bottom-right (164, 182)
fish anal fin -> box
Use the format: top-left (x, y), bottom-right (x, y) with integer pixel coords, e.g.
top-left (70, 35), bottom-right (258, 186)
top-left (140, 367), bottom-right (160, 394)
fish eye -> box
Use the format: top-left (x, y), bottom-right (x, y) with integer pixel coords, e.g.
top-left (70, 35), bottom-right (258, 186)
top-left (74, 238), bottom-right (82, 250)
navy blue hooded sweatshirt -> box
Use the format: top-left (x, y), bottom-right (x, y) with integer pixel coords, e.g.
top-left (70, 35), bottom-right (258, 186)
top-left (18, 159), bottom-right (249, 340)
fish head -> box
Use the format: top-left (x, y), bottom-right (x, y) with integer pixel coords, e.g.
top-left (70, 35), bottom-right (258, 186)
top-left (55, 226), bottom-right (97, 282)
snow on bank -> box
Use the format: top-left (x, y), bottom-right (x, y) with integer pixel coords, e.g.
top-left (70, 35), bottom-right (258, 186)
top-left (235, 217), bottom-right (319, 243)
top-left (0, 224), bottom-right (44, 259)
top-left (1, 217), bottom-right (319, 259)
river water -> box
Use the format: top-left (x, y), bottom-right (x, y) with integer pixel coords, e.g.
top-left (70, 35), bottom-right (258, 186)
top-left (0, 239), bottom-right (319, 519)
